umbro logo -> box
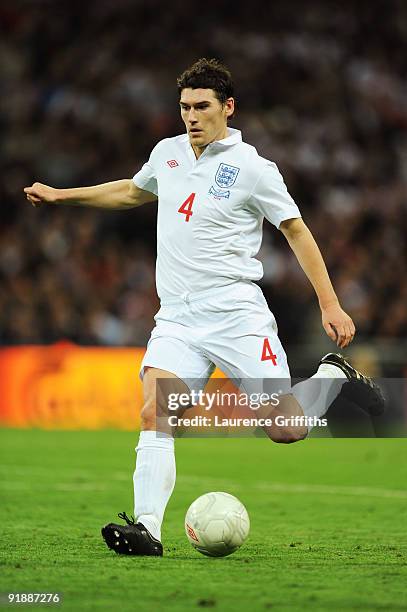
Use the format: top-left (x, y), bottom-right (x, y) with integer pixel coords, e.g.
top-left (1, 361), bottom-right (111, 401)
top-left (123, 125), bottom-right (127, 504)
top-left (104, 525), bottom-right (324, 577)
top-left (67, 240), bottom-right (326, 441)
top-left (186, 523), bottom-right (199, 541)
top-left (167, 159), bottom-right (179, 168)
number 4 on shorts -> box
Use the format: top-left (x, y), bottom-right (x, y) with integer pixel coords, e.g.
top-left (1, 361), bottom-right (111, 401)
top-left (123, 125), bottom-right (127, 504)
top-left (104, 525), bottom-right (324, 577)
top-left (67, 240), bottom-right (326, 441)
top-left (261, 338), bottom-right (277, 365)
top-left (178, 193), bottom-right (195, 222)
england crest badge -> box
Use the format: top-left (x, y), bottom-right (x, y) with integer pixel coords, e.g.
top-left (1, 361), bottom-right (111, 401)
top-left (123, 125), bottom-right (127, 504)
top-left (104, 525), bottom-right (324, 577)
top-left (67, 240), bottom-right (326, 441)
top-left (215, 163), bottom-right (240, 188)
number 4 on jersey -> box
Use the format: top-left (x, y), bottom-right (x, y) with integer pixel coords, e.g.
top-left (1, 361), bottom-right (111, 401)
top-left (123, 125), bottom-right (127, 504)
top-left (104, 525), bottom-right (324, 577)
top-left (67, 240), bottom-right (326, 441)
top-left (261, 338), bottom-right (277, 365)
top-left (178, 193), bottom-right (195, 222)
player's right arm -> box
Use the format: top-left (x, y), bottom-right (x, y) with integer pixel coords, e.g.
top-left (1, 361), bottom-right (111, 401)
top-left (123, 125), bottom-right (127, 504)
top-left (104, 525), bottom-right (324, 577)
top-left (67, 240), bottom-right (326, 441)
top-left (23, 179), bottom-right (156, 209)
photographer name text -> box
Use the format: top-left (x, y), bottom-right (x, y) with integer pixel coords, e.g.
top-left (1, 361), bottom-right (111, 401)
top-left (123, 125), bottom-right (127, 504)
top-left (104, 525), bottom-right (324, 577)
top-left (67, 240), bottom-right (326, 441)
top-left (167, 415), bottom-right (327, 428)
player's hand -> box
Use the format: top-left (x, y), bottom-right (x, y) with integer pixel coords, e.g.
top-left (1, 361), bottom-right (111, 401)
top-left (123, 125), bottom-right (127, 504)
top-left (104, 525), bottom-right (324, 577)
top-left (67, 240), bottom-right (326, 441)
top-left (24, 182), bottom-right (58, 207)
top-left (321, 303), bottom-right (356, 349)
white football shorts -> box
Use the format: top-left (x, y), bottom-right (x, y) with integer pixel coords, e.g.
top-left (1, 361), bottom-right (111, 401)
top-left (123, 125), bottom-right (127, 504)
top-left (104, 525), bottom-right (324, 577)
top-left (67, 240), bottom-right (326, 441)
top-left (140, 281), bottom-right (291, 395)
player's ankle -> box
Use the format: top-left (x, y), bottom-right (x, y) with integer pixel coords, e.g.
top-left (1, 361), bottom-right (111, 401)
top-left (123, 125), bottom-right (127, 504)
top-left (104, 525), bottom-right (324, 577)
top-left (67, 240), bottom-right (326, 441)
top-left (137, 516), bottom-right (161, 541)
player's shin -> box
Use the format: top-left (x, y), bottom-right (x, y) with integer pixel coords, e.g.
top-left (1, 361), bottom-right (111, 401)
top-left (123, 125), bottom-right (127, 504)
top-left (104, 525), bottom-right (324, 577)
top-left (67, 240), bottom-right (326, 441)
top-left (133, 430), bottom-right (176, 542)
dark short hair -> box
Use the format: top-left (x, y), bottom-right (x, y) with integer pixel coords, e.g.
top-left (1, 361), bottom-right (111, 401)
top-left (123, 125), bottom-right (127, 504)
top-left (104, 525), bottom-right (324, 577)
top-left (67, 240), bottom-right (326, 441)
top-left (177, 58), bottom-right (234, 105)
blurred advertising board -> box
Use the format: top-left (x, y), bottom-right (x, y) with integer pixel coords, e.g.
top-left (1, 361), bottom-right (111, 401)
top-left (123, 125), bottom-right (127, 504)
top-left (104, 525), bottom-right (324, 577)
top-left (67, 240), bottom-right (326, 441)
top-left (0, 343), bottom-right (144, 429)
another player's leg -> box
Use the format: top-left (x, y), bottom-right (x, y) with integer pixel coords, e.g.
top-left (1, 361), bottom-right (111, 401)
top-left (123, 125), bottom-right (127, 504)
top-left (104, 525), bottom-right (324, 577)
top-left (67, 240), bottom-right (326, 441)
top-left (101, 367), bottom-right (189, 556)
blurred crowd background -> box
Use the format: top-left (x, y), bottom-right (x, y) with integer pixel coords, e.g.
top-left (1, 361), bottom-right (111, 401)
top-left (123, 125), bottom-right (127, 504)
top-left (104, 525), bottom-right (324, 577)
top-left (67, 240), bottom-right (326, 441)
top-left (1, 0), bottom-right (406, 375)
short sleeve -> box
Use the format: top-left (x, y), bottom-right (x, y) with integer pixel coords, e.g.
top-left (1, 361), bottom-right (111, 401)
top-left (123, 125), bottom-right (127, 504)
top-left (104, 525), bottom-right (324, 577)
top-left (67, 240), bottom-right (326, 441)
top-left (250, 161), bottom-right (301, 228)
top-left (132, 141), bottom-right (164, 196)
top-left (132, 160), bottom-right (157, 196)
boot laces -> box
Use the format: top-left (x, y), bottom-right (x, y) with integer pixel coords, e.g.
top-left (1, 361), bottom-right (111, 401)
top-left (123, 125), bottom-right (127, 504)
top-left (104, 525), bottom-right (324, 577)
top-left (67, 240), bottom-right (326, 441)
top-left (118, 511), bottom-right (136, 525)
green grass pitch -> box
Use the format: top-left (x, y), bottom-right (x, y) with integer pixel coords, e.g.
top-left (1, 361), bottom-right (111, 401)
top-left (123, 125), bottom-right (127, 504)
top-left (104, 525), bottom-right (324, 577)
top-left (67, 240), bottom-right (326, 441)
top-left (1, 430), bottom-right (407, 611)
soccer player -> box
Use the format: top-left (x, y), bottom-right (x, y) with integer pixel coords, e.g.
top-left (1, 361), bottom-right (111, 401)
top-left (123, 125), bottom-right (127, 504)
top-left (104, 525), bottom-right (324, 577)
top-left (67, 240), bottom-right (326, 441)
top-left (24, 58), bottom-right (383, 557)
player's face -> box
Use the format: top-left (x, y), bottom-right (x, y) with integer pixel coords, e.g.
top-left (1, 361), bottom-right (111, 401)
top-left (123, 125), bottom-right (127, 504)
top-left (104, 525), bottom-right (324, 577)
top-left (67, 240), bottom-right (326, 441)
top-left (180, 88), bottom-right (234, 154)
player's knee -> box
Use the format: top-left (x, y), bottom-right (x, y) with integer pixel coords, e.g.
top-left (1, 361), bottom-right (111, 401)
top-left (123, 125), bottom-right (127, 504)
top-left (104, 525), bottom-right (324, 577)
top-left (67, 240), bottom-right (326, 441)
top-left (140, 400), bottom-right (157, 430)
top-left (271, 425), bottom-right (308, 444)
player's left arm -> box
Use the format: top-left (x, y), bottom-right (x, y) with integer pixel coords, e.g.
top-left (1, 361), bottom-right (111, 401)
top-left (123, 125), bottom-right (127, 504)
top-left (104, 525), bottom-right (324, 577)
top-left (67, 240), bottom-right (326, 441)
top-left (279, 217), bottom-right (355, 348)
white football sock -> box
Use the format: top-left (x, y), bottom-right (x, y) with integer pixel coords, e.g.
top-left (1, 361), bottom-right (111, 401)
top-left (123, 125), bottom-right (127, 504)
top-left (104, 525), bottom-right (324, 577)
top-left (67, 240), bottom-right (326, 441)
top-left (292, 363), bottom-right (347, 431)
top-left (133, 430), bottom-right (176, 542)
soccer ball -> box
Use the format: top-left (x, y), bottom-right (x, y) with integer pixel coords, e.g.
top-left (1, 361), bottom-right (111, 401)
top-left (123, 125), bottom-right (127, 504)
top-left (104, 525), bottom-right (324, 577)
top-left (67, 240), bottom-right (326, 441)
top-left (185, 491), bottom-right (250, 557)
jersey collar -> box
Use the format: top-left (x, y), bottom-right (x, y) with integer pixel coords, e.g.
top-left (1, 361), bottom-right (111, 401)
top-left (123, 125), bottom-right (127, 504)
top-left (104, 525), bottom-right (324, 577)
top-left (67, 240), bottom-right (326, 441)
top-left (212, 127), bottom-right (242, 147)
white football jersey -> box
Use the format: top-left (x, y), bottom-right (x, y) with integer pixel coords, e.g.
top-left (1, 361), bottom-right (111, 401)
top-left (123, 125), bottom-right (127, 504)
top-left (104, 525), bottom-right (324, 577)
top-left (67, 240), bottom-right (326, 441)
top-left (133, 128), bottom-right (301, 299)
